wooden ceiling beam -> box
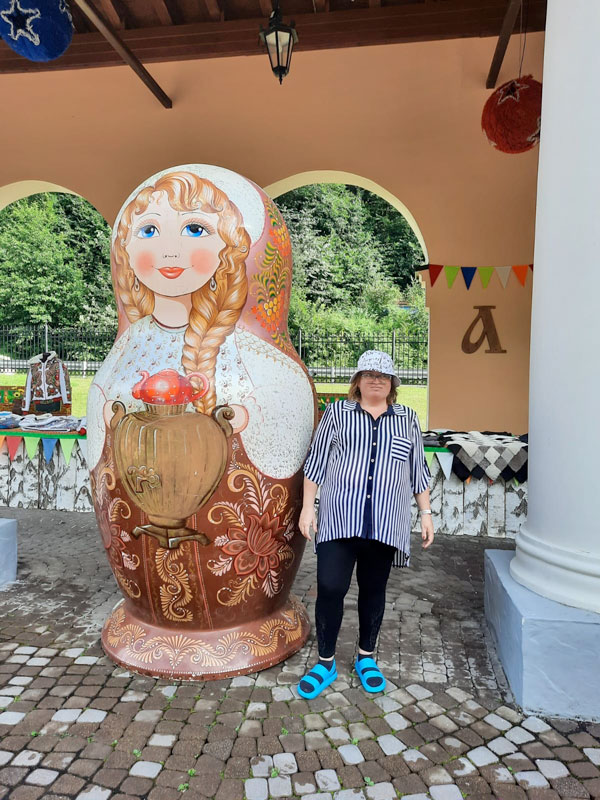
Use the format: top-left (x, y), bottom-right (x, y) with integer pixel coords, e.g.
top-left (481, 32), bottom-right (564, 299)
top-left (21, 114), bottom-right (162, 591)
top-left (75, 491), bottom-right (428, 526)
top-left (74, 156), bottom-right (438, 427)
top-left (0, 0), bottom-right (546, 72)
top-left (71, 0), bottom-right (172, 108)
top-left (486, 0), bottom-right (522, 88)
top-left (203, 0), bottom-right (223, 23)
top-left (149, 0), bottom-right (174, 26)
top-left (258, 0), bottom-right (273, 18)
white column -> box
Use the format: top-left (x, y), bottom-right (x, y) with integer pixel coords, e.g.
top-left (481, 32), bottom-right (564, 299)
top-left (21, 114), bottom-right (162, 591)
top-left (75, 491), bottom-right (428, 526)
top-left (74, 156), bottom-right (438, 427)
top-left (510, 0), bottom-right (600, 613)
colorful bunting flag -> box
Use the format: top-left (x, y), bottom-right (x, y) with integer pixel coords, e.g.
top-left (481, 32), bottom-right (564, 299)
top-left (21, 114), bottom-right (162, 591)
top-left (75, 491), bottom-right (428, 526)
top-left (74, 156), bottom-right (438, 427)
top-left (436, 451), bottom-right (454, 480)
top-left (478, 267), bottom-right (495, 288)
top-left (6, 437), bottom-right (22, 460)
top-left (444, 266), bottom-right (460, 288)
top-left (24, 437), bottom-right (40, 460)
top-left (428, 264), bottom-right (444, 287)
top-left (42, 438), bottom-right (58, 463)
top-left (512, 264), bottom-right (529, 286)
top-left (461, 267), bottom-right (477, 289)
top-left (495, 266), bottom-right (512, 288)
top-left (423, 264), bottom-right (532, 289)
top-left (425, 450), bottom-right (435, 468)
top-left (61, 438), bottom-right (76, 466)
top-left (0, 436), bottom-right (4, 452)
top-left (78, 438), bottom-right (87, 463)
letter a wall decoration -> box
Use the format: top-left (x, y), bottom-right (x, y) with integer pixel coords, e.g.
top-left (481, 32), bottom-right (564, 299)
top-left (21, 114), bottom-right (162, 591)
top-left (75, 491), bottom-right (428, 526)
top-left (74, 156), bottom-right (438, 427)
top-left (461, 306), bottom-right (507, 354)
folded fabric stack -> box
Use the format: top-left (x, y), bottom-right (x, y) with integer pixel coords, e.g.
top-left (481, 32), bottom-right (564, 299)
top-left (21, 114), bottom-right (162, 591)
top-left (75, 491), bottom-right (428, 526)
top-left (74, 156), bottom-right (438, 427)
top-left (20, 414), bottom-right (85, 433)
top-left (0, 413), bottom-right (22, 430)
top-left (434, 430), bottom-right (528, 483)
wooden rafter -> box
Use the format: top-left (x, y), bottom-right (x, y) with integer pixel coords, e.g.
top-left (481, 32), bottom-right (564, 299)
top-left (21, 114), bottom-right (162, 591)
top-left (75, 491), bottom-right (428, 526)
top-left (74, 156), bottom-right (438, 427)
top-left (150, 0), bottom-right (174, 25)
top-left (258, 0), bottom-right (272, 19)
top-left (71, 0), bottom-right (172, 108)
top-left (203, 0), bottom-right (223, 23)
top-left (486, 0), bottom-right (522, 89)
top-left (96, 0), bottom-right (122, 28)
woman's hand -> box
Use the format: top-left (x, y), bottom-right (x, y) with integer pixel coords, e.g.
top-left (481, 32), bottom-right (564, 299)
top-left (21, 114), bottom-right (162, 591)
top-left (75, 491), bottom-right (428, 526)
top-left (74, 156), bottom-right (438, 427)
top-left (421, 514), bottom-right (435, 549)
top-left (299, 505), bottom-right (318, 541)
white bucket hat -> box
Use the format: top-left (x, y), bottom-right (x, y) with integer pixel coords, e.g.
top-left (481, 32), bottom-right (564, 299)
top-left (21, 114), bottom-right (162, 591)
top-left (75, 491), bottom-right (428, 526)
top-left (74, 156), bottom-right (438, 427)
top-left (351, 350), bottom-right (400, 388)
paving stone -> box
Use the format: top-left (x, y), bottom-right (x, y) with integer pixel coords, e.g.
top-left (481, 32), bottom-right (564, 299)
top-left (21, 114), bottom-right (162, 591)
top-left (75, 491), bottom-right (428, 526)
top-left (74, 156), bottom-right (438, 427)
top-left (77, 709), bottom-right (107, 723)
top-left (303, 713), bottom-right (327, 730)
top-left (506, 727), bottom-right (536, 745)
top-left (365, 782), bottom-right (396, 800)
top-left (349, 722), bottom-right (374, 741)
top-left (429, 784), bottom-right (464, 800)
top-left (550, 776), bottom-right (590, 798)
top-left (250, 755), bottom-right (273, 778)
top-left (129, 760), bottom-right (162, 778)
top-left (306, 731), bottom-right (330, 750)
top-left (405, 685), bottom-right (433, 701)
top-left (403, 749), bottom-right (431, 770)
top-left (244, 777), bottom-right (268, 800)
top-left (383, 712), bottom-right (410, 731)
top-left (273, 752), bottom-right (297, 774)
top-left (302, 795), bottom-right (332, 800)
top-left (0, 711), bottom-right (25, 725)
top-left (468, 746), bottom-right (499, 766)
top-left (522, 718), bottom-right (553, 734)
top-left (537, 760), bottom-right (571, 779)
top-left (25, 768), bottom-right (58, 786)
top-left (338, 744), bottom-right (364, 765)
top-left (516, 771), bottom-right (551, 789)
top-left (149, 734), bottom-right (176, 747)
top-left (377, 735), bottom-right (406, 755)
top-left (268, 775), bottom-right (292, 797)
top-left (325, 726), bottom-right (351, 745)
top-left (484, 713), bottom-right (511, 731)
top-left (571, 762), bottom-right (600, 779)
top-left (430, 715), bottom-right (459, 733)
top-left (488, 736), bottom-right (518, 755)
top-left (292, 772), bottom-right (317, 794)
top-left (421, 766), bottom-right (453, 786)
top-left (585, 750), bottom-right (600, 767)
top-left (12, 750), bottom-right (43, 767)
top-left (316, 768), bottom-right (343, 792)
top-left (446, 757), bottom-right (478, 777)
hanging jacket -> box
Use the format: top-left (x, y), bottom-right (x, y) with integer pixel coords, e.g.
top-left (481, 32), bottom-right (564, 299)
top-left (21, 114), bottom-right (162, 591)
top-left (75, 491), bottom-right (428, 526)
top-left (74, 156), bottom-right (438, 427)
top-left (23, 352), bottom-right (71, 412)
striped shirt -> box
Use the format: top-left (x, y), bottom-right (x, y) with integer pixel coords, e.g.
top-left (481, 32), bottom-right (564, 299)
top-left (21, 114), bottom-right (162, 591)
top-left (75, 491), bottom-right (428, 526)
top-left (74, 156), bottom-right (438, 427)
top-left (303, 400), bottom-right (431, 568)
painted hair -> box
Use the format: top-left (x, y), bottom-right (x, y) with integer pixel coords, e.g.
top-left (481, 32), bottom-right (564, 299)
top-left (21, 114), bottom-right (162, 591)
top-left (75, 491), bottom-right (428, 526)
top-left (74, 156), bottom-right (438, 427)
top-left (113, 172), bottom-right (251, 414)
top-left (348, 373), bottom-right (397, 406)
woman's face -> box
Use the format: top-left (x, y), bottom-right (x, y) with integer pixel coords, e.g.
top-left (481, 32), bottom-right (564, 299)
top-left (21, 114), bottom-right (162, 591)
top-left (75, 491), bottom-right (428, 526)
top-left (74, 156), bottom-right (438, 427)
top-left (126, 191), bottom-right (227, 297)
top-left (358, 371), bottom-right (391, 400)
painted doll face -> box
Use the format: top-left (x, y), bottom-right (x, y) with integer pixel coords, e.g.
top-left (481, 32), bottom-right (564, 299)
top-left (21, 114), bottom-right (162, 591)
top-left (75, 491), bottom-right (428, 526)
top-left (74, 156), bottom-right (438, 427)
top-left (126, 191), bottom-right (227, 297)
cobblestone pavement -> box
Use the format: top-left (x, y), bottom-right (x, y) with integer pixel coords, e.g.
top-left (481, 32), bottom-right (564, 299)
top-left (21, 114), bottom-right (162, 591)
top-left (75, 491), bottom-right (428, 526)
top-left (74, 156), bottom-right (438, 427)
top-left (1, 508), bottom-right (599, 800)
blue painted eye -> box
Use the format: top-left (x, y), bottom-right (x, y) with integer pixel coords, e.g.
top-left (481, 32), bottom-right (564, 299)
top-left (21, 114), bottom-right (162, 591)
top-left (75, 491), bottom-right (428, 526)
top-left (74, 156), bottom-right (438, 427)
top-left (137, 225), bottom-right (159, 238)
top-left (182, 223), bottom-right (207, 237)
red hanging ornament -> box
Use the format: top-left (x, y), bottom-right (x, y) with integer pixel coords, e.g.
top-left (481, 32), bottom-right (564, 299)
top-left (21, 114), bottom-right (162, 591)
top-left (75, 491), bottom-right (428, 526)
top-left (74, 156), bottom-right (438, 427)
top-left (481, 75), bottom-right (542, 154)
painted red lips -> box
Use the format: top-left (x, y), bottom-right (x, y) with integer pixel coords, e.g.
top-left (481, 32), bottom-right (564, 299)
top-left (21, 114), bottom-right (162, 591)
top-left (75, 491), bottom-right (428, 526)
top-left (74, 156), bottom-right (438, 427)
top-left (159, 267), bottom-right (185, 279)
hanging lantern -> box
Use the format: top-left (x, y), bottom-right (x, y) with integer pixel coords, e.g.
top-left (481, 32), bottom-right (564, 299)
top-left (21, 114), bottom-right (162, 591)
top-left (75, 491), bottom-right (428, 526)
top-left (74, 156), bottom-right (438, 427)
top-left (481, 75), bottom-right (542, 154)
top-left (0, 0), bottom-right (72, 62)
top-left (259, 1), bottom-right (298, 84)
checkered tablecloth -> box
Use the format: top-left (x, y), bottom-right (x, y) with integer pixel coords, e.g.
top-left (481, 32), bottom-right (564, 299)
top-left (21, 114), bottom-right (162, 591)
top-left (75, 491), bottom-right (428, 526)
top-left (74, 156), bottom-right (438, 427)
top-left (424, 430), bottom-right (528, 482)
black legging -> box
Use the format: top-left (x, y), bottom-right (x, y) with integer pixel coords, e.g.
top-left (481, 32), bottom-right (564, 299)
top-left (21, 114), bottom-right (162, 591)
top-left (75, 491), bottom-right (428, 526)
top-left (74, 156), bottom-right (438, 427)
top-left (315, 537), bottom-right (396, 658)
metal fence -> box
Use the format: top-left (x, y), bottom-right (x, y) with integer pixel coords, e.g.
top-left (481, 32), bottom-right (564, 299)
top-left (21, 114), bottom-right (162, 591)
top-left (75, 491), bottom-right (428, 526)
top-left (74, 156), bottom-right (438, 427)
top-left (0, 325), bottom-right (428, 384)
top-left (297, 331), bottom-right (428, 385)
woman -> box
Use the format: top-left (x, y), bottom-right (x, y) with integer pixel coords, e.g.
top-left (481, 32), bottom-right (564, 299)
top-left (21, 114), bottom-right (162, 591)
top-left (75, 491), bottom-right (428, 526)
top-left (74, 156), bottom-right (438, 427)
top-left (87, 165), bottom-right (314, 479)
top-left (298, 350), bottom-right (434, 698)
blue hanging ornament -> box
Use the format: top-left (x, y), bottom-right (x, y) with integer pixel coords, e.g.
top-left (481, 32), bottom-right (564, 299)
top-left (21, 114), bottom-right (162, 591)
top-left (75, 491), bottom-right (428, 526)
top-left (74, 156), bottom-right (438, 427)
top-left (0, 0), bottom-right (73, 62)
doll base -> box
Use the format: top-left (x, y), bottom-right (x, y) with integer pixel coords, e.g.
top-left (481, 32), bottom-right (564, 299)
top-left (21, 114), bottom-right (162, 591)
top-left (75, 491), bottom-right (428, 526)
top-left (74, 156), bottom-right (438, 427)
top-left (101, 593), bottom-right (310, 680)
top-left (132, 524), bottom-right (210, 549)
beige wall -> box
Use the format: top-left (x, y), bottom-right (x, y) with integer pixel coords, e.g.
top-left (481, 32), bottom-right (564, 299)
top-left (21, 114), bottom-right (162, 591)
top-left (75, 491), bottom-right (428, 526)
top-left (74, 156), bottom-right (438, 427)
top-left (0, 33), bottom-right (543, 431)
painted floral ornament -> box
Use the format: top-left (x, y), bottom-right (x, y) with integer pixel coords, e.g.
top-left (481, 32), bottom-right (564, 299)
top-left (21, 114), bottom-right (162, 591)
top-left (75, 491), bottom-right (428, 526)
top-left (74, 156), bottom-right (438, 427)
top-left (481, 75), bottom-right (542, 154)
top-left (0, 0), bottom-right (73, 62)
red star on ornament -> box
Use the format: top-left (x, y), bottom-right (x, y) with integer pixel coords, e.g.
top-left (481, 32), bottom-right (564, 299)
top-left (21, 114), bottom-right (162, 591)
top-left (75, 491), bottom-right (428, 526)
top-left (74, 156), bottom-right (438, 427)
top-left (497, 79), bottom-right (529, 105)
top-left (0, 0), bottom-right (41, 45)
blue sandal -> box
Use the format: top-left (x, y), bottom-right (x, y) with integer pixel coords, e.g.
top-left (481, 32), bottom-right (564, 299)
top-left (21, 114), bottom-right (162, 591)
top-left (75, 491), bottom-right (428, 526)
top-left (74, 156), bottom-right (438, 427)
top-left (355, 656), bottom-right (386, 693)
top-left (297, 659), bottom-right (337, 699)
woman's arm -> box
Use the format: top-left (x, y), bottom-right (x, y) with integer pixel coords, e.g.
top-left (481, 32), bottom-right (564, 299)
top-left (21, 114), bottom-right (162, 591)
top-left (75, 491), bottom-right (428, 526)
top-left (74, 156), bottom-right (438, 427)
top-left (299, 477), bottom-right (319, 541)
top-left (415, 487), bottom-right (434, 549)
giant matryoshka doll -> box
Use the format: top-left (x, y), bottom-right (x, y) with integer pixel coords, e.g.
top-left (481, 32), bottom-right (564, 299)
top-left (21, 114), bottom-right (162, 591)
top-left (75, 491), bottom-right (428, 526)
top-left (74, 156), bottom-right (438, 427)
top-left (87, 165), bottom-right (316, 679)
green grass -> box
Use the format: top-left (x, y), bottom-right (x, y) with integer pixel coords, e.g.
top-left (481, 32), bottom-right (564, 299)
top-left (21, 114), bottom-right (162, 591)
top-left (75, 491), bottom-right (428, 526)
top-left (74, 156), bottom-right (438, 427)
top-left (0, 375), bottom-right (428, 428)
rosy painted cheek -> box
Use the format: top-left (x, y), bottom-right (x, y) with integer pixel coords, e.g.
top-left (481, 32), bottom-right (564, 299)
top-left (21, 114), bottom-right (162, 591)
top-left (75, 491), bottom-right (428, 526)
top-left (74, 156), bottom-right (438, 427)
top-left (191, 248), bottom-right (219, 275)
top-left (133, 251), bottom-right (154, 274)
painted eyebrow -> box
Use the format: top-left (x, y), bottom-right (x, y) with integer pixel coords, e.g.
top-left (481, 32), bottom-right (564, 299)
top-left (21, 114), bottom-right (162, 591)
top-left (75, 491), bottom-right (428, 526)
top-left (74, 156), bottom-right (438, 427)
top-left (137, 212), bottom-right (162, 219)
